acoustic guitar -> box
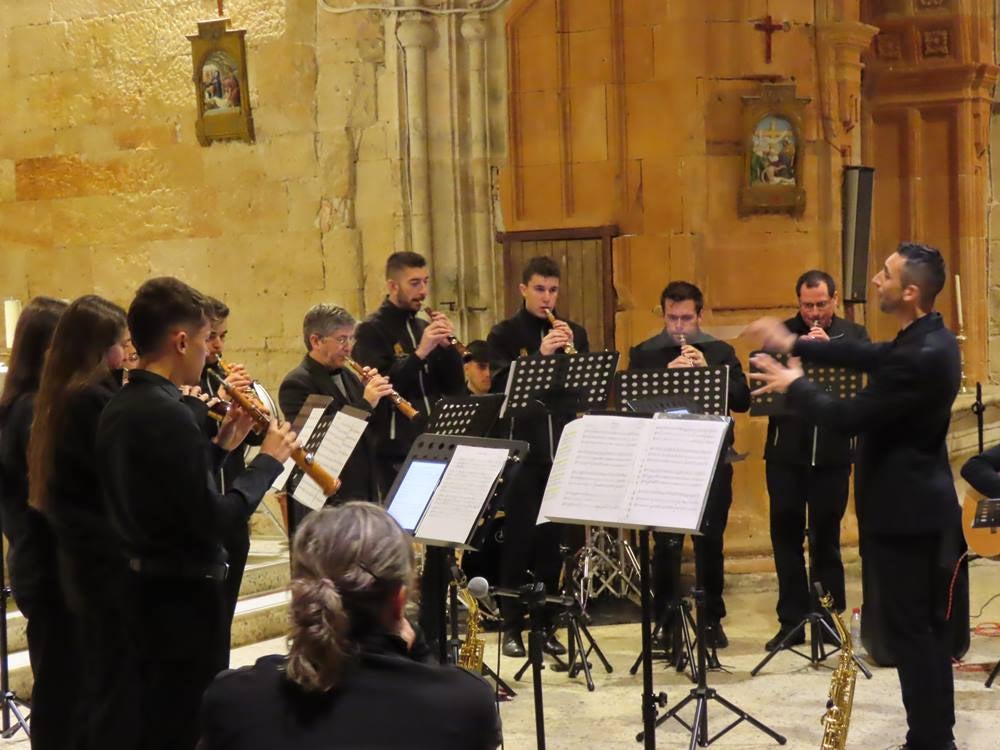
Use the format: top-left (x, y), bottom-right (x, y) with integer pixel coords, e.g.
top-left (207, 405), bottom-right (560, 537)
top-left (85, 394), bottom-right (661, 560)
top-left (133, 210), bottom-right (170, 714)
top-left (961, 490), bottom-right (1000, 560)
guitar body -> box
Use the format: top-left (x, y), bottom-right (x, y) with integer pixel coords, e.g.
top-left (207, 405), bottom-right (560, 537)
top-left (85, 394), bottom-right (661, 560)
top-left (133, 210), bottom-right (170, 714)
top-left (962, 490), bottom-right (1000, 560)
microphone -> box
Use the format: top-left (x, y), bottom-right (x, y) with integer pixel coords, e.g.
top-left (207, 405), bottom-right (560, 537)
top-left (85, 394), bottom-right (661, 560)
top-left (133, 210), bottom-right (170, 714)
top-left (466, 576), bottom-right (575, 608)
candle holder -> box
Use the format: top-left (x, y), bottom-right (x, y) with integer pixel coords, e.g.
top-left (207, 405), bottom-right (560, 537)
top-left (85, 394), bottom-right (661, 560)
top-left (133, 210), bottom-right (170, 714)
top-left (957, 327), bottom-right (969, 394)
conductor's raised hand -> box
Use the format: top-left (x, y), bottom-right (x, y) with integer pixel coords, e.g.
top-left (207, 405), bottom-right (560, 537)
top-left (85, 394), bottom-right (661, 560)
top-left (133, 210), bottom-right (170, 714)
top-left (748, 354), bottom-right (804, 396)
top-left (260, 420), bottom-right (297, 464)
top-left (540, 327), bottom-right (571, 356)
top-left (744, 317), bottom-right (797, 354)
top-left (214, 401), bottom-right (256, 451)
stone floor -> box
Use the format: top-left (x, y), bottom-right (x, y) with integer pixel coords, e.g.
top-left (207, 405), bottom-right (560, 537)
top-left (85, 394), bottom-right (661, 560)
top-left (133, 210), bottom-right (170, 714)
top-left (2, 558), bottom-right (1000, 749)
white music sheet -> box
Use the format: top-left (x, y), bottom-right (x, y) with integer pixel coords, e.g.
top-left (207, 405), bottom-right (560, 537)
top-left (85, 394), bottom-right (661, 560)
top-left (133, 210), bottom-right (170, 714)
top-left (293, 410), bottom-right (369, 511)
top-left (415, 445), bottom-right (509, 547)
top-left (537, 414), bottom-right (728, 533)
top-left (272, 408), bottom-right (323, 490)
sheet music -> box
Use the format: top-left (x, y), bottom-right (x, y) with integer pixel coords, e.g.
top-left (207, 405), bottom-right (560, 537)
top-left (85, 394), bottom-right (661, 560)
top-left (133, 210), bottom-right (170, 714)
top-left (538, 415), bottom-right (649, 525)
top-left (415, 445), bottom-right (509, 546)
top-left (293, 410), bottom-right (369, 511)
top-left (537, 414), bottom-right (729, 533)
top-left (627, 417), bottom-right (728, 532)
top-left (272, 408), bottom-right (323, 490)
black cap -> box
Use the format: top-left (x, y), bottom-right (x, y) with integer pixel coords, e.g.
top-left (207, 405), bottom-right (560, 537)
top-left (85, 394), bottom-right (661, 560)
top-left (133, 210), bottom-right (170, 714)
top-left (465, 339), bottom-right (489, 365)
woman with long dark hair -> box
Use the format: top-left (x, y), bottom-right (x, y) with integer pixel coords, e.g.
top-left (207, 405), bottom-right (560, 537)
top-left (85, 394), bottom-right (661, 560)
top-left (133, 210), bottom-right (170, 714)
top-left (198, 502), bottom-right (502, 750)
top-left (0, 296), bottom-right (69, 750)
top-left (28, 294), bottom-right (128, 750)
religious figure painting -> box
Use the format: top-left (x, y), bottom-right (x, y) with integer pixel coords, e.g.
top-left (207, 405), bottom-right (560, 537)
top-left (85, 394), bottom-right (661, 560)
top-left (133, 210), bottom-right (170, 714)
top-left (750, 116), bottom-right (796, 186)
top-left (739, 84), bottom-right (810, 216)
top-left (188, 17), bottom-right (255, 147)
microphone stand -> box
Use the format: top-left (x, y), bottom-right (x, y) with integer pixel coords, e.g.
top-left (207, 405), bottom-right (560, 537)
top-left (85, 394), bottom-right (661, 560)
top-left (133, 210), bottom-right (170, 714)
top-left (0, 510), bottom-right (30, 738)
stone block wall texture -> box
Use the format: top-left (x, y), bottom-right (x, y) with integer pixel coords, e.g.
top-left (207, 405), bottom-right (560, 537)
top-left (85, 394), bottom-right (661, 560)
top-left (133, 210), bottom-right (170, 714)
top-left (1, 0), bottom-right (509, 390)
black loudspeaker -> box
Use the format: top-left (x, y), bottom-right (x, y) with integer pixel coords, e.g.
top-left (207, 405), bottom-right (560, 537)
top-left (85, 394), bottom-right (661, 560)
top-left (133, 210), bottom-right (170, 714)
top-left (842, 166), bottom-right (875, 303)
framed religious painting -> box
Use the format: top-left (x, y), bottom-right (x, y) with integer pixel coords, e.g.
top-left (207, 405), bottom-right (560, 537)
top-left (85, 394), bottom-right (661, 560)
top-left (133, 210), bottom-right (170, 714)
top-left (187, 18), bottom-right (255, 147)
top-left (739, 83), bottom-right (810, 216)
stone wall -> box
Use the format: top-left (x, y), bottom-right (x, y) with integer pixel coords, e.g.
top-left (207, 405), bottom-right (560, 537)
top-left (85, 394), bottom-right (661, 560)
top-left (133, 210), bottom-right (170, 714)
top-left (0, 0), bottom-right (509, 389)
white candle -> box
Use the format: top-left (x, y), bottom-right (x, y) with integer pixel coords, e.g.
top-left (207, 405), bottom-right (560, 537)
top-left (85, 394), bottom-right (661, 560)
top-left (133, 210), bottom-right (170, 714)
top-left (954, 274), bottom-right (964, 330)
top-left (4, 299), bottom-right (22, 350)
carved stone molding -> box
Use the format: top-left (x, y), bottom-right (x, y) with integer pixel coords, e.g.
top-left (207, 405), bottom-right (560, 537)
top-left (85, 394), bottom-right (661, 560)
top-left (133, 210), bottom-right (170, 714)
top-left (915, 0), bottom-right (949, 9)
top-left (816, 20), bottom-right (879, 153)
top-left (875, 33), bottom-right (903, 60)
top-left (921, 28), bottom-right (950, 58)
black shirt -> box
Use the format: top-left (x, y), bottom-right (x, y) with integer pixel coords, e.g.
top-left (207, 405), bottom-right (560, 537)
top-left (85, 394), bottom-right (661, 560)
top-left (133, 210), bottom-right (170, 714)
top-left (787, 312), bottom-right (961, 536)
top-left (961, 444), bottom-right (1000, 498)
top-left (764, 314), bottom-right (869, 467)
top-left (96, 369), bottom-right (283, 565)
top-left (198, 632), bottom-right (501, 750)
top-left (353, 299), bottom-right (465, 460)
top-left (487, 308), bottom-right (590, 462)
top-left (278, 355), bottom-right (377, 501)
top-left (0, 393), bottom-right (57, 604)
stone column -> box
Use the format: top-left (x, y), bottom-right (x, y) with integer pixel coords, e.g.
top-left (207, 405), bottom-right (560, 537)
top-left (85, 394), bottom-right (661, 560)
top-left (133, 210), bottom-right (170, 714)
top-left (397, 7), bottom-right (435, 265)
top-left (461, 11), bottom-right (495, 337)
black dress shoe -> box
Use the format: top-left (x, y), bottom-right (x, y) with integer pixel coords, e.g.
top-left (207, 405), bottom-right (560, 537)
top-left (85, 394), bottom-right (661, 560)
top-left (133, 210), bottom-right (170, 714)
top-left (502, 630), bottom-right (526, 658)
top-left (765, 626), bottom-right (805, 652)
top-left (542, 633), bottom-right (567, 656)
top-left (704, 621), bottom-right (729, 649)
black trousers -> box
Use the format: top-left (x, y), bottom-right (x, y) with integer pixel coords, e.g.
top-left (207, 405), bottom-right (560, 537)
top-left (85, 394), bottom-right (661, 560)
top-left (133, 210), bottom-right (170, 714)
top-left (498, 462), bottom-right (563, 632)
top-left (766, 462), bottom-right (850, 625)
top-left (864, 533), bottom-right (956, 750)
top-left (19, 589), bottom-right (82, 750)
top-left (221, 517), bottom-right (251, 664)
top-left (653, 463), bottom-right (732, 623)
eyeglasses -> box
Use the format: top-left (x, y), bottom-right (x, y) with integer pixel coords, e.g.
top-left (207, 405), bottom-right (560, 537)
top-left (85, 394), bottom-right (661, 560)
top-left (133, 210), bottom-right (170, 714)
top-left (324, 335), bottom-right (355, 346)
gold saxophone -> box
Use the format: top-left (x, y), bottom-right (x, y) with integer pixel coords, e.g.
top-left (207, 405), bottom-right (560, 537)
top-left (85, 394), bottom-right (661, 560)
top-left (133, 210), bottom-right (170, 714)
top-left (457, 586), bottom-right (485, 673)
top-left (819, 591), bottom-right (857, 750)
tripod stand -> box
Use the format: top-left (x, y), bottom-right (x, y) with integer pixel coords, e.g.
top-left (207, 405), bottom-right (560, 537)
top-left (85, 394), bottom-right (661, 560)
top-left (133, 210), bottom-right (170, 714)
top-left (638, 545), bottom-right (785, 749)
top-left (573, 526), bottom-right (642, 606)
top-left (750, 522), bottom-right (872, 680)
top-left (629, 596), bottom-right (699, 683)
top-left (0, 515), bottom-right (30, 738)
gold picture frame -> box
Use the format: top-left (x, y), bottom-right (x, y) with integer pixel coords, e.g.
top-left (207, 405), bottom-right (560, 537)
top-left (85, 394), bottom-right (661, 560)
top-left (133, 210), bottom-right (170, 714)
top-left (739, 83), bottom-right (810, 216)
top-left (187, 17), bottom-right (254, 147)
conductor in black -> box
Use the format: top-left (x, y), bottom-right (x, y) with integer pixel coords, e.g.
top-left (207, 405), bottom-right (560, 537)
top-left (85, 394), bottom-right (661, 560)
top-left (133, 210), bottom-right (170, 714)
top-left (750, 243), bottom-right (962, 750)
top-left (487, 255), bottom-right (589, 658)
top-left (629, 281), bottom-right (750, 650)
top-left (96, 278), bottom-right (298, 750)
top-left (763, 270), bottom-right (869, 651)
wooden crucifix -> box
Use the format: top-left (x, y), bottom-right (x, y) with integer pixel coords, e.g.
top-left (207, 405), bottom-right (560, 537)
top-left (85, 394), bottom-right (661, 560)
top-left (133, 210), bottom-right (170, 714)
top-left (753, 16), bottom-right (789, 64)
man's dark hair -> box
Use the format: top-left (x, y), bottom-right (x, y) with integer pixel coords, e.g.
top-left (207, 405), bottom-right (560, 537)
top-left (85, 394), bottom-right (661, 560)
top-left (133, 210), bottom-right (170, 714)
top-left (465, 339), bottom-right (489, 365)
top-left (521, 256), bottom-right (561, 285)
top-left (660, 281), bottom-right (704, 315)
top-left (385, 252), bottom-right (426, 278)
top-left (897, 242), bottom-right (946, 308)
top-left (205, 296), bottom-right (230, 321)
top-left (127, 277), bottom-right (210, 356)
top-left (795, 270), bottom-right (836, 298)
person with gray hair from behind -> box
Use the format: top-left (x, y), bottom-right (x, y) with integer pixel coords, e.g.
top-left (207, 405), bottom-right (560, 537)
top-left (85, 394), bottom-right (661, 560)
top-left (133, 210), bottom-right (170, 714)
top-left (279, 304), bottom-right (394, 522)
top-left (197, 502), bottom-right (502, 750)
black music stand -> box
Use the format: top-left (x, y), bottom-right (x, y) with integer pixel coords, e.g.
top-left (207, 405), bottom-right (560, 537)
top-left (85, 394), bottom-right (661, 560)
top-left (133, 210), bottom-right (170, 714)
top-left (501, 351), bottom-right (620, 418)
top-left (281, 394), bottom-right (335, 544)
top-left (749, 352), bottom-right (863, 417)
top-left (429, 394), bottom-right (505, 437)
top-left (0, 515), bottom-right (30, 739)
top-left (616, 367), bottom-right (729, 682)
top-left (384, 433), bottom-right (528, 693)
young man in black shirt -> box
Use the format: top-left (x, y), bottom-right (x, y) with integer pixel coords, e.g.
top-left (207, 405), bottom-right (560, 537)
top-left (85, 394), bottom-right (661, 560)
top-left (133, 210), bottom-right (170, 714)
top-left (97, 277), bottom-right (297, 750)
top-left (487, 255), bottom-right (588, 658)
top-left (763, 270), bottom-right (869, 650)
top-left (749, 243), bottom-right (962, 750)
top-left (352, 252), bottom-right (465, 658)
top-left (629, 281), bottom-right (750, 650)
top-left (279, 303), bottom-right (393, 504)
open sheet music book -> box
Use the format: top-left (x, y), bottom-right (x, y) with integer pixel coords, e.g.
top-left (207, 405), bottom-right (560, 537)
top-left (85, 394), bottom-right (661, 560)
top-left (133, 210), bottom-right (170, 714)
top-left (290, 407), bottom-right (369, 511)
top-left (537, 413), bottom-right (730, 534)
top-left (387, 444), bottom-right (510, 548)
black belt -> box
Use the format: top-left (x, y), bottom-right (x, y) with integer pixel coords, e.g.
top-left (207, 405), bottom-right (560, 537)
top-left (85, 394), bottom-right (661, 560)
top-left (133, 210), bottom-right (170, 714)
top-left (128, 558), bottom-right (229, 582)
